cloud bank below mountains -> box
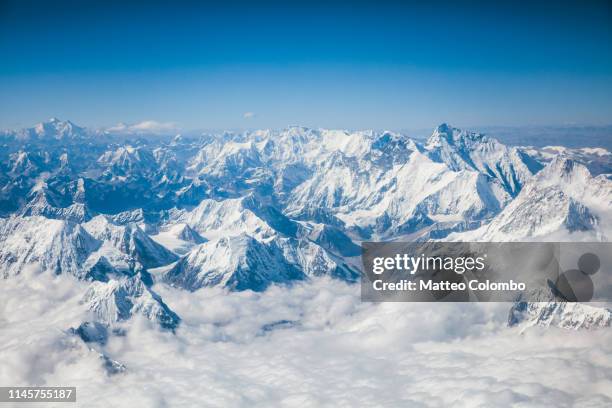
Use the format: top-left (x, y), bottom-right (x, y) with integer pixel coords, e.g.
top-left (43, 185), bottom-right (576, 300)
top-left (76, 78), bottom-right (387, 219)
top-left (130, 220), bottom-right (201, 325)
top-left (1, 272), bottom-right (612, 407)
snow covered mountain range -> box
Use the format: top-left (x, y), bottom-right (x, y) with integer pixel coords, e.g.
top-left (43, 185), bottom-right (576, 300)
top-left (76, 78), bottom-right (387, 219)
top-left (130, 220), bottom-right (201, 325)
top-left (1, 118), bottom-right (611, 332)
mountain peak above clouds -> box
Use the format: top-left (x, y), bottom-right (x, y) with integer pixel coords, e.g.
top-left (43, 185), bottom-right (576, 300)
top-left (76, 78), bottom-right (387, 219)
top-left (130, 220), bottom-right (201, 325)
top-left (538, 156), bottom-right (592, 186)
top-left (163, 234), bottom-right (302, 292)
top-left (83, 273), bottom-right (180, 330)
top-left (0, 118), bottom-right (609, 333)
top-left (32, 118), bottom-right (86, 140)
top-left (509, 291), bottom-right (612, 330)
top-left (450, 155), bottom-right (611, 241)
top-left (427, 123), bottom-right (487, 147)
top-left (425, 123), bottom-right (540, 197)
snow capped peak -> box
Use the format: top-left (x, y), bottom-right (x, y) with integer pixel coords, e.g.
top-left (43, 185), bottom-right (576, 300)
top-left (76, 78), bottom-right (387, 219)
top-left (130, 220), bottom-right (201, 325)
top-left (0, 216), bottom-right (100, 279)
top-left (547, 155), bottom-right (578, 172)
top-left (83, 274), bottom-right (180, 330)
top-left (174, 194), bottom-right (298, 242)
top-left (163, 232), bottom-right (355, 292)
top-left (33, 118), bottom-right (84, 140)
top-left (427, 123), bottom-right (486, 147)
top-left (539, 156), bottom-right (591, 184)
top-left (451, 150), bottom-right (611, 241)
top-left (8, 150), bottom-right (37, 175)
top-left (163, 233), bottom-right (297, 291)
top-left (425, 124), bottom-right (540, 197)
top-left (98, 145), bottom-right (140, 163)
top-left (96, 145), bottom-right (157, 177)
top-left (532, 156), bottom-right (609, 207)
top-left (83, 215), bottom-right (178, 269)
top-left (427, 123), bottom-right (486, 152)
top-left (509, 293), bottom-right (612, 330)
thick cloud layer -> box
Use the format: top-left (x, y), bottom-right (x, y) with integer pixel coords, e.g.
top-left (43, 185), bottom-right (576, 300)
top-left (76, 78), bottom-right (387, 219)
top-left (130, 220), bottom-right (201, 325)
top-left (1, 273), bottom-right (612, 407)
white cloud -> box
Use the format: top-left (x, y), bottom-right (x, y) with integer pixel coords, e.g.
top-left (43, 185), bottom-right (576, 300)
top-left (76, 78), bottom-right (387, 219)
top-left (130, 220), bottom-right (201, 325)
top-left (106, 121), bottom-right (179, 134)
top-left (1, 276), bottom-right (612, 407)
top-left (243, 112), bottom-right (256, 119)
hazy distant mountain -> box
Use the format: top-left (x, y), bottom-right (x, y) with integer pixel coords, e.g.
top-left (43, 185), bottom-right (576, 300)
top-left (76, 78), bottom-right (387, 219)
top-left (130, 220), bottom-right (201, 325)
top-left (433, 125), bottom-right (612, 152)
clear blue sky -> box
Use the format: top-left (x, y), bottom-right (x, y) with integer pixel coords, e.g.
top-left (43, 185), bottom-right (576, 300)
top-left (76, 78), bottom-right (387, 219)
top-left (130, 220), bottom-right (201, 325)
top-left (1, 0), bottom-right (611, 131)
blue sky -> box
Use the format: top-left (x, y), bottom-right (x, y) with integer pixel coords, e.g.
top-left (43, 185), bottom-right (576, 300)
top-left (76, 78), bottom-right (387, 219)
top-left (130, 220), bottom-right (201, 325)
top-left (0, 0), bottom-right (611, 131)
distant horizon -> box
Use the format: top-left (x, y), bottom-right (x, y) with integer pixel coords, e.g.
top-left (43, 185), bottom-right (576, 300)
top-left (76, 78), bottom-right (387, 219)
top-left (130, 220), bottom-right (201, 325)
top-left (4, 116), bottom-right (612, 151)
top-left (5, 117), bottom-right (612, 135)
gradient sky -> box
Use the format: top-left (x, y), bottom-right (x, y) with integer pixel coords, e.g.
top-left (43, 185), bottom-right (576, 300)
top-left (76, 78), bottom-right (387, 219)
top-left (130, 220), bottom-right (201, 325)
top-left (0, 0), bottom-right (611, 131)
